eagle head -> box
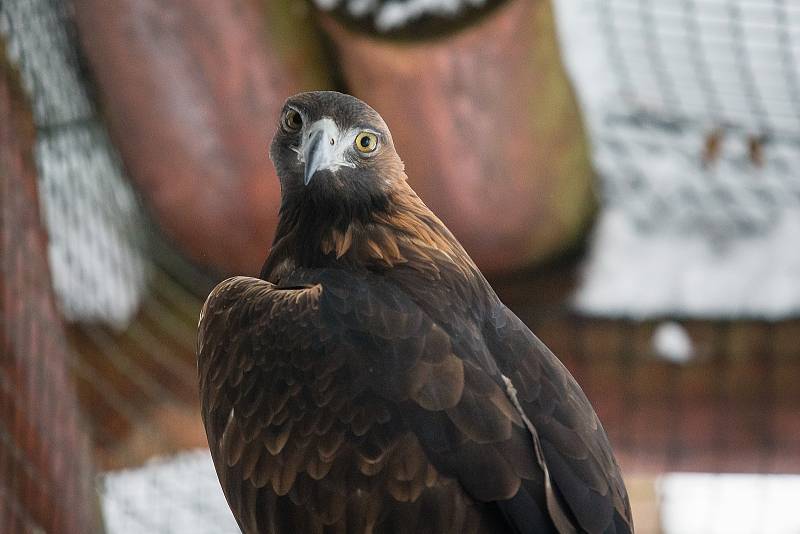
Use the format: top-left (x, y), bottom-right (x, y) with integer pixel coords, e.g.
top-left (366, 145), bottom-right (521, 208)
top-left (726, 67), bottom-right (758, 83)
top-left (270, 91), bottom-right (406, 215)
top-left (263, 91), bottom-right (470, 278)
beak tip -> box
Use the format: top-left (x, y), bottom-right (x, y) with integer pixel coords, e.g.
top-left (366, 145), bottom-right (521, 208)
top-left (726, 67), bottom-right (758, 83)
top-left (302, 128), bottom-right (327, 187)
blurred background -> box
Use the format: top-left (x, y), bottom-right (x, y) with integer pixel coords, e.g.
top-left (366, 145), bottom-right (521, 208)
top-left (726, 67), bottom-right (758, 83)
top-left (1, 0), bottom-right (799, 532)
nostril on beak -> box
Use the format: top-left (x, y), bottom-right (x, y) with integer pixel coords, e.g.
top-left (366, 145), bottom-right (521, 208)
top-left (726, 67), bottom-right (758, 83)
top-left (329, 138), bottom-right (335, 145)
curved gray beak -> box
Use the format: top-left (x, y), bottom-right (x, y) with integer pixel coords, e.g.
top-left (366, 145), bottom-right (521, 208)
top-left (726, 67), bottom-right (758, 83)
top-left (303, 128), bottom-right (328, 186)
top-left (302, 119), bottom-right (347, 186)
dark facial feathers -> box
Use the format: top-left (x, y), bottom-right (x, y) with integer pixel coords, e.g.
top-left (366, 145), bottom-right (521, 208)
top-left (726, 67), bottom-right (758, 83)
top-left (198, 92), bottom-right (634, 534)
top-left (269, 91), bottom-right (403, 200)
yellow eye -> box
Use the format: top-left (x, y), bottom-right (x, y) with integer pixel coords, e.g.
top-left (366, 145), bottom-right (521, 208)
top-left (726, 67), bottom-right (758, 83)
top-left (354, 131), bottom-right (378, 153)
top-left (282, 109), bottom-right (302, 131)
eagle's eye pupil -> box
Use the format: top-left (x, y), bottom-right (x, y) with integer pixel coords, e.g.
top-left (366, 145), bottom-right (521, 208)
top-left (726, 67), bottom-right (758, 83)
top-left (284, 110), bottom-right (302, 131)
top-left (355, 131), bottom-right (378, 154)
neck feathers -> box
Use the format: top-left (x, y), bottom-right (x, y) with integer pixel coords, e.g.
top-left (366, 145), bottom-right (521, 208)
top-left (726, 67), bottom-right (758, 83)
top-left (261, 180), bottom-right (477, 282)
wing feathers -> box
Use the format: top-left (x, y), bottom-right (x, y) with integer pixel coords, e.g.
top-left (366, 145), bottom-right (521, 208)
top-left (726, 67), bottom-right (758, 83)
top-left (489, 308), bottom-right (634, 533)
top-left (199, 273), bottom-right (631, 534)
top-left (409, 354), bottom-right (464, 410)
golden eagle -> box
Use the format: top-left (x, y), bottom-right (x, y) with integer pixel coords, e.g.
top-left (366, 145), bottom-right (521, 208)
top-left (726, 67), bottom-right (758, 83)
top-left (198, 91), bottom-right (632, 534)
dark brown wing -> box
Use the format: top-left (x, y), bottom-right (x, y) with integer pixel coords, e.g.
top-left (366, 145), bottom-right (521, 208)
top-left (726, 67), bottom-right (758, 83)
top-left (197, 273), bottom-right (508, 534)
top-left (389, 248), bottom-right (634, 533)
top-left (484, 306), bottom-right (634, 534)
top-left (387, 283), bottom-right (633, 533)
top-left (198, 271), bottom-right (631, 534)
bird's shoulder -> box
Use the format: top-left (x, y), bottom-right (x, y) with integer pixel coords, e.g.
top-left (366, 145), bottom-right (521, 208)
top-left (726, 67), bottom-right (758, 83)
top-left (198, 271), bottom-right (633, 534)
top-left (197, 271), bottom-right (509, 533)
top-left (484, 305), bottom-right (634, 533)
top-left (197, 268), bottom-right (451, 417)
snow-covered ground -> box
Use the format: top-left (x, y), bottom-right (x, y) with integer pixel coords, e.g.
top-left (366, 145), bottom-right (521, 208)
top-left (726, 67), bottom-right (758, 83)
top-left (100, 450), bottom-right (238, 534)
top-left (99, 451), bottom-right (800, 533)
top-left (652, 321), bottom-right (694, 364)
top-left (554, 0), bottom-right (800, 319)
top-left (313, 0), bottom-right (489, 32)
top-left (659, 473), bottom-right (800, 534)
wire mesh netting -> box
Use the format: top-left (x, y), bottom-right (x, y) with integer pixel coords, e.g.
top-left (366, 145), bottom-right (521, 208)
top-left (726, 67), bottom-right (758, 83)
top-left (591, 0), bottom-right (800, 234)
top-left (532, 316), bottom-right (800, 474)
top-left (597, 0), bottom-right (800, 134)
top-left (0, 0), bottom-right (149, 328)
top-left (555, 0), bottom-right (800, 318)
top-left (1, 0), bottom-right (799, 533)
top-left (0, 45), bottom-right (96, 533)
top-left (0, 0), bottom-right (212, 530)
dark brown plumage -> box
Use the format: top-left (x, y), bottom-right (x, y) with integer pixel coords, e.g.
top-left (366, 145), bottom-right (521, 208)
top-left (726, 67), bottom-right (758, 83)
top-left (198, 91), bottom-right (633, 534)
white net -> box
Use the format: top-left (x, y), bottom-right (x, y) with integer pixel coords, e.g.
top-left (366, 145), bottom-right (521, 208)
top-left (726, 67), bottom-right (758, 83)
top-left (555, 0), bottom-right (800, 318)
top-left (1, 0), bottom-right (149, 328)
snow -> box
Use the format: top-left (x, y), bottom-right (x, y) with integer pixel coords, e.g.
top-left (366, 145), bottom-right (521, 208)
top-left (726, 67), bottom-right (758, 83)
top-left (99, 452), bottom-right (800, 534)
top-left (575, 208), bottom-right (800, 319)
top-left (0, 0), bottom-right (149, 329)
top-left (312, 0), bottom-right (487, 32)
top-left (553, 0), bottom-right (800, 319)
top-left (374, 0), bottom-right (486, 32)
top-left (659, 473), bottom-right (800, 534)
top-left (100, 450), bottom-right (239, 534)
top-left (652, 322), bottom-right (694, 364)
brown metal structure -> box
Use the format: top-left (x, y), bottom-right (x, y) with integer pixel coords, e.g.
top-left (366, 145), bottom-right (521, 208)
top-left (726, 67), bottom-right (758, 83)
top-left (0, 51), bottom-right (98, 534)
top-left (321, 0), bottom-right (595, 273)
top-left (72, 0), bottom-right (331, 276)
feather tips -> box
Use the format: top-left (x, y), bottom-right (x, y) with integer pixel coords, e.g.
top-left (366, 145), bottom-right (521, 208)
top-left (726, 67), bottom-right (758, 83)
top-left (198, 258), bottom-right (631, 533)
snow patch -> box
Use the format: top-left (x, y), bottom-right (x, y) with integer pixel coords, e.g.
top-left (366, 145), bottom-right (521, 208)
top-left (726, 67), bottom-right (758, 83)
top-left (659, 473), bottom-right (800, 534)
top-left (100, 450), bottom-right (239, 534)
top-left (312, 0), bottom-right (487, 32)
top-left (652, 322), bottom-right (693, 364)
top-left (575, 208), bottom-right (800, 319)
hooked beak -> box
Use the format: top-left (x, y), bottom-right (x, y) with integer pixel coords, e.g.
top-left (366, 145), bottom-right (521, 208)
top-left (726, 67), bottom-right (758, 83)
top-left (301, 119), bottom-right (344, 186)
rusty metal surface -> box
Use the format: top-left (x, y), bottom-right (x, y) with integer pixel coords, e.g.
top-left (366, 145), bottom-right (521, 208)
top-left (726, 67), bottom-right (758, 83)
top-left (0, 50), bottom-right (97, 534)
top-left (72, 0), bottom-right (331, 276)
top-left (322, 0), bottom-right (595, 273)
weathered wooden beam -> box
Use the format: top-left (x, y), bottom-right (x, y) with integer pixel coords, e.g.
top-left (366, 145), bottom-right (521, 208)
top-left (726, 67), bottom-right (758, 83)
top-left (0, 44), bottom-right (99, 534)
top-left (72, 0), bottom-right (332, 276)
top-left (321, 0), bottom-right (595, 273)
